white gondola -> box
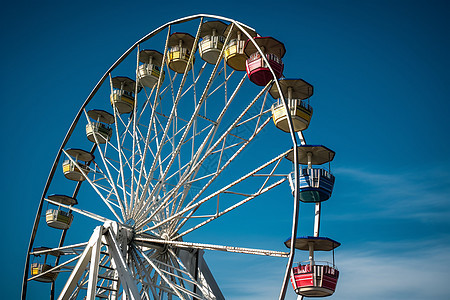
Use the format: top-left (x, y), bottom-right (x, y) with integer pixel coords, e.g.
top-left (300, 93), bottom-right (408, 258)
top-left (62, 148), bottom-right (94, 182)
top-left (138, 49), bottom-right (165, 88)
top-left (86, 109), bottom-right (114, 144)
top-left (286, 145), bottom-right (335, 202)
top-left (270, 79), bottom-right (314, 132)
top-left (285, 236), bottom-right (340, 297)
top-left (223, 24), bottom-right (257, 71)
top-left (167, 32), bottom-right (195, 73)
top-left (198, 21), bottom-right (228, 64)
top-left (45, 194), bottom-right (77, 230)
top-left (110, 76), bottom-right (141, 114)
top-left (30, 247), bottom-right (62, 282)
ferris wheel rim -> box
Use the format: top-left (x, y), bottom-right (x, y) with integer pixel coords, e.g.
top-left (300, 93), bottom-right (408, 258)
top-left (22, 14), bottom-right (305, 300)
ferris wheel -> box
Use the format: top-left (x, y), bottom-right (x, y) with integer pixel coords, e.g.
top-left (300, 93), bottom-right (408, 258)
top-left (22, 14), bottom-right (340, 300)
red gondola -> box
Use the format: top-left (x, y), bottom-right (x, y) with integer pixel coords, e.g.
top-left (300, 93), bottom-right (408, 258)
top-left (243, 37), bottom-right (285, 86)
top-left (285, 236), bottom-right (341, 297)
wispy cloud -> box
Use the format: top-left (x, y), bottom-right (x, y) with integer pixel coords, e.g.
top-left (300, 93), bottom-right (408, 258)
top-left (335, 238), bottom-right (450, 299)
top-left (332, 166), bottom-right (450, 222)
top-left (207, 237), bottom-right (450, 300)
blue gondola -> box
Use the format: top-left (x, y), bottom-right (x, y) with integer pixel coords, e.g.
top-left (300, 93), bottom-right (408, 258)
top-left (286, 145), bottom-right (335, 202)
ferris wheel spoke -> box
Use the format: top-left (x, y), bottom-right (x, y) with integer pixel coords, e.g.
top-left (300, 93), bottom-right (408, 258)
top-left (83, 109), bottom-right (128, 220)
top-left (147, 238), bottom-right (290, 258)
top-left (166, 75), bottom-right (249, 216)
top-left (136, 247), bottom-right (187, 300)
top-left (130, 250), bottom-right (159, 298)
top-left (131, 118), bottom-right (159, 214)
top-left (110, 85), bottom-right (143, 210)
top-left (28, 254), bottom-right (81, 282)
top-left (179, 62), bottom-right (208, 99)
top-left (88, 173), bottom-right (126, 211)
top-left (136, 82), bottom-right (156, 123)
top-left (135, 79), bottom-right (270, 232)
top-left (135, 18), bottom-right (204, 216)
top-left (111, 101), bottom-right (131, 216)
top-left (130, 45), bottom-right (144, 219)
top-left (160, 56), bottom-right (237, 218)
top-left (167, 116), bottom-right (273, 234)
top-left (184, 79), bottom-right (271, 178)
top-left (30, 243), bottom-right (88, 257)
top-left (62, 149), bottom-right (124, 223)
top-left (172, 154), bottom-right (287, 238)
top-left (140, 147), bottom-right (286, 236)
top-left (91, 165), bottom-right (129, 216)
top-left (45, 197), bottom-right (110, 223)
top-left (177, 177), bottom-right (287, 240)
top-left (207, 69), bottom-right (233, 100)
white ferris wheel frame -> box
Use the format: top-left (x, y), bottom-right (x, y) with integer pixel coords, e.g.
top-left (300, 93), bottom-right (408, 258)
top-left (22, 14), bottom-right (308, 300)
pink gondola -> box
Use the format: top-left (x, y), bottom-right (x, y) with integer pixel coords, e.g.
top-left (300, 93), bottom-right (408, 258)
top-left (243, 37), bottom-right (285, 86)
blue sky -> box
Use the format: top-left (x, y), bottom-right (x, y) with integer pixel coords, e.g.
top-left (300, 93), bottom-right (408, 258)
top-left (2, 0), bottom-right (450, 299)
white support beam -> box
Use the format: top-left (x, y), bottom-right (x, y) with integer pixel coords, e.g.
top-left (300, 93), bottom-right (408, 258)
top-left (314, 202), bottom-right (321, 237)
top-left (197, 251), bottom-right (225, 300)
top-left (135, 237), bottom-right (289, 258)
top-left (58, 226), bottom-right (103, 300)
top-left (136, 247), bottom-right (186, 300)
top-left (104, 227), bottom-right (140, 300)
top-left (86, 226), bottom-right (103, 299)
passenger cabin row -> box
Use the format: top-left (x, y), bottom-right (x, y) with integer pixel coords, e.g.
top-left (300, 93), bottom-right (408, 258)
top-left (162, 21), bottom-right (284, 87)
top-left (282, 131), bottom-right (340, 296)
top-left (109, 20), bottom-right (285, 114)
top-left (285, 146), bottom-right (340, 297)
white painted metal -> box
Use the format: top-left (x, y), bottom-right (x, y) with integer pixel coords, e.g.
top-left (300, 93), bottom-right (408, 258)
top-left (58, 226), bottom-right (103, 300)
top-left (308, 242), bottom-right (315, 266)
top-left (314, 202), bottom-right (321, 237)
top-left (86, 226), bottom-right (102, 299)
top-left (135, 237), bottom-right (290, 258)
top-left (24, 14), bottom-right (306, 300)
top-left (104, 225), bottom-right (140, 300)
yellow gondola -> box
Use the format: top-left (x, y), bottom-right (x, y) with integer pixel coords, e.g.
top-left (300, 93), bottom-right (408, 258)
top-left (223, 24), bottom-right (257, 71)
top-left (62, 148), bottom-right (94, 182)
top-left (270, 79), bottom-right (314, 132)
top-left (30, 247), bottom-right (62, 283)
top-left (110, 76), bottom-right (141, 114)
top-left (167, 32), bottom-right (195, 73)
